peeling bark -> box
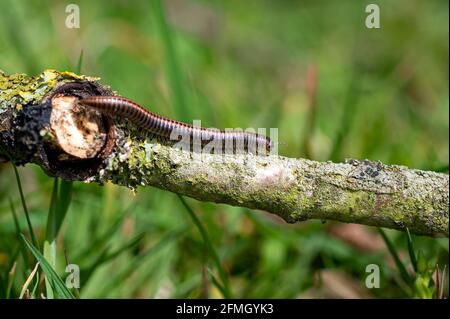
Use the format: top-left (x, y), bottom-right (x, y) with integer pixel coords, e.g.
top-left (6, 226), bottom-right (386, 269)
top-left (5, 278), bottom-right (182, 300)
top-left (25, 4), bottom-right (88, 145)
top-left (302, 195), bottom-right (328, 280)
top-left (1, 70), bottom-right (448, 237)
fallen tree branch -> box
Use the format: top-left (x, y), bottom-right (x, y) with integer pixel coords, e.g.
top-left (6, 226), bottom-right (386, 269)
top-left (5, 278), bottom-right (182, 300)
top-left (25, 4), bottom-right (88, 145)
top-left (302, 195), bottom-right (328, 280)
top-left (1, 70), bottom-right (448, 237)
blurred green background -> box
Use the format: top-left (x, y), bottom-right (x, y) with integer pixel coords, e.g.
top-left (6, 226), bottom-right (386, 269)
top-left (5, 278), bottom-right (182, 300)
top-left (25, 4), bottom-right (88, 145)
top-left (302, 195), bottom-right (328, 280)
top-left (0, 0), bottom-right (448, 298)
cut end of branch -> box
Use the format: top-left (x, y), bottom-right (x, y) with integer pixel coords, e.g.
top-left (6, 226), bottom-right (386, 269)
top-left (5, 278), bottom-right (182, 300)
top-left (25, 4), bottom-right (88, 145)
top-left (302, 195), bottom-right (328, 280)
top-left (49, 95), bottom-right (106, 160)
top-left (0, 78), bottom-right (117, 180)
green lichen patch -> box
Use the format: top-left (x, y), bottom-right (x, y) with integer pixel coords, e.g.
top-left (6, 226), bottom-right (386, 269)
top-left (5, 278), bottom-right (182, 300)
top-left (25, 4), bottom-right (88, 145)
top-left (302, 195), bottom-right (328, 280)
top-left (0, 69), bottom-right (100, 113)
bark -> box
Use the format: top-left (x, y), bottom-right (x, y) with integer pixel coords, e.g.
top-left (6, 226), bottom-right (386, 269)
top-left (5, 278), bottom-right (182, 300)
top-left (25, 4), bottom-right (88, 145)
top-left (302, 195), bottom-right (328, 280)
top-left (1, 70), bottom-right (448, 237)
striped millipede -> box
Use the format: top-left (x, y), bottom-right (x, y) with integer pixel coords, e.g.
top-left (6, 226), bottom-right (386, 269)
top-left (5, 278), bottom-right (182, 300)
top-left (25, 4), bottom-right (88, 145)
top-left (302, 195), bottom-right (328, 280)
top-left (78, 96), bottom-right (272, 154)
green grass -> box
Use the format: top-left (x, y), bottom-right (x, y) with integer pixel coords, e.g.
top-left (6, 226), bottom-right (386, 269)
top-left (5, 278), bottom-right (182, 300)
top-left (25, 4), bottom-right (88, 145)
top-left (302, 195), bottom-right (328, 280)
top-left (43, 178), bottom-right (73, 298)
top-left (0, 0), bottom-right (448, 299)
top-left (21, 234), bottom-right (74, 299)
top-left (151, 0), bottom-right (192, 121)
top-left (178, 195), bottom-right (231, 298)
top-left (378, 228), bottom-right (414, 289)
top-left (12, 162), bottom-right (38, 250)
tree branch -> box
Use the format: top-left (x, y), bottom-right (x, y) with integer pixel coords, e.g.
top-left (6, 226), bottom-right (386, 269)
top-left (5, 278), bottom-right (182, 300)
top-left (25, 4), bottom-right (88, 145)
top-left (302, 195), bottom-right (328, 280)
top-left (1, 70), bottom-right (448, 237)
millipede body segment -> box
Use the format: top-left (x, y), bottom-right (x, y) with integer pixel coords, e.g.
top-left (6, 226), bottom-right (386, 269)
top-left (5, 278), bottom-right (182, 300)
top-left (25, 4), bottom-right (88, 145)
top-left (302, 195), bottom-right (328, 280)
top-left (78, 96), bottom-right (272, 154)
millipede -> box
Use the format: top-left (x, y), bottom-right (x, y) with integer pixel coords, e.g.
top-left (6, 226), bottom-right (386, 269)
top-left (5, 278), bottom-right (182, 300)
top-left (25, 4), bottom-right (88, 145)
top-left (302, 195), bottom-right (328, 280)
top-left (78, 96), bottom-right (272, 155)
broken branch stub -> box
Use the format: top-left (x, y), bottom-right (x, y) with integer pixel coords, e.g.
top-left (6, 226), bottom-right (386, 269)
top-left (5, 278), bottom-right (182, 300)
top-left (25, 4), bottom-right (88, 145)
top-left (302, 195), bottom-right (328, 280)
top-left (0, 70), bottom-right (116, 180)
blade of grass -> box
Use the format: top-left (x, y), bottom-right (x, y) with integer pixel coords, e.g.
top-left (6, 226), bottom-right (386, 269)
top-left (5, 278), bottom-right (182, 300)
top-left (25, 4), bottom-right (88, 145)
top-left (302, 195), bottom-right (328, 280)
top-left (30, 271), bottom-right (40, 298)
top-left (378, 228), bottom-right (413, 287)
top-left (6, 262), bottom-right (17, 299)
top-left (12, 162), bottom-right (39, 250)
top-left (44, 178), bottom-right (73, 298)
top-left (19, 262), bottom-right (39, 299)
top-left (45, 178), bottom-right (59, 281)
top-left (151, 0), bottom-right (191, 121)
top-left (46, 179), bottom-right (73, 241)
top-left (177, 195), bottom-right (231, 298)
top-left (9, 198), bottom-right (31, 270)
top-left (21, 234), bottom-right (75, 299)
top-left (43, 242), bottom-right (55, 298)
top-left (76, 49), bottom-right (84, 74)
top-left (438, 265), bottom-right (446, 299)
top-left (406, 228), bottom-right (418, 273)
top-left (435, 264), bottom-right (441, 299)
top-left (207, 268), bottom-right (228, 299)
